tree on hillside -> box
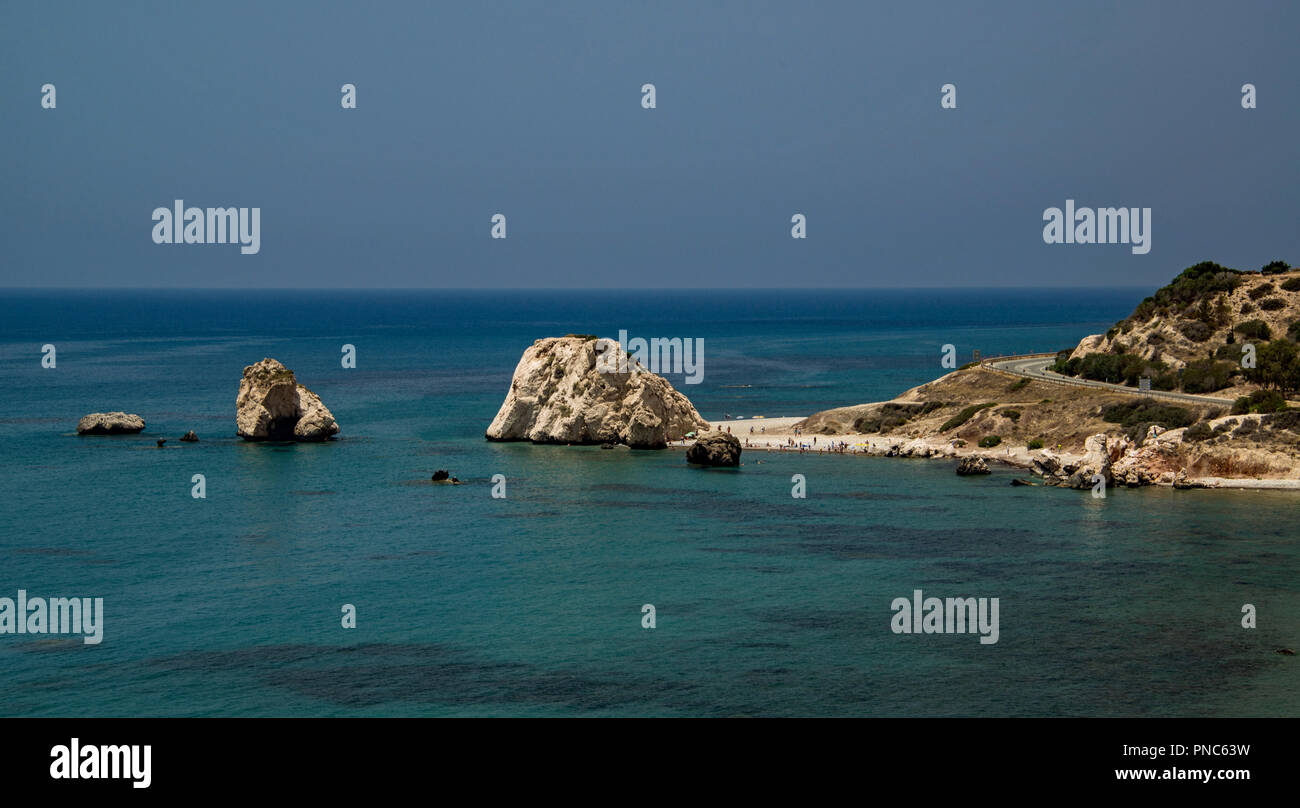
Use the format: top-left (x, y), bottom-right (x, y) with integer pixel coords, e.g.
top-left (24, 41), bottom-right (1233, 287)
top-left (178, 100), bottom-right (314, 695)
top-left (1247, 340), bottom-right (1300, 393)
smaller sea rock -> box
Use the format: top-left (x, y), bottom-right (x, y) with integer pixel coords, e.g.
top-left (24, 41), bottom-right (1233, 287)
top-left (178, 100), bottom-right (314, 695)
top-left (180, 430), bottom-right (199, 442)
top-left (77, 412), bottom-right (145, 435)
top-left (956, 456), bottom-right (990, 475)
top-left (156, 439), bottom-right (167, 448)
top-left (431, 470), bottom-right (451, 482)
top-left (687, 433), bottom-right (741, 467)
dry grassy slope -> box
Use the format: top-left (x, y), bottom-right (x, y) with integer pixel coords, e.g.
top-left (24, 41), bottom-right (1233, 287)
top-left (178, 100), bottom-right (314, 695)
top-left (1069, 269), bottom-right (1300, 370)
top-left (799, 367), bottom-right (1149, 450)
top-left (797, 366), bottom-right (1300, 479)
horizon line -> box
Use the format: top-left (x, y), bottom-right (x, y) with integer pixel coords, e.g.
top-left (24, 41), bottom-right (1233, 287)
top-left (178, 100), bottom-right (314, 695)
top-left (0, 285), bottom-right (1158, 292)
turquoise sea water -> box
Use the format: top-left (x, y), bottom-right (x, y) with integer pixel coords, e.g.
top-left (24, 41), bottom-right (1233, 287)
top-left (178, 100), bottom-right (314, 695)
top-left (1, 289), bottom-right (1296, 717)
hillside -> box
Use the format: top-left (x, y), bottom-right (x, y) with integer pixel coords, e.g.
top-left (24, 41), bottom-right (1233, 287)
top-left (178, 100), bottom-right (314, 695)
top-left (791, 261), bottom-right (1300, 487)
top-left (1055, 260), bottom-right (1300, 403)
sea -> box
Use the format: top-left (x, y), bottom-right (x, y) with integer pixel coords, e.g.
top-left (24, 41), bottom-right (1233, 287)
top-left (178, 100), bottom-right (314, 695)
top-left (1, 288), bottom-right (1296, 717)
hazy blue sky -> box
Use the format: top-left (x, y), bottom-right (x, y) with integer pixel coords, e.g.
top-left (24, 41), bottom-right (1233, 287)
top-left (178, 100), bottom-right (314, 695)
top-left (2, 1), bottom-right (1297, 288)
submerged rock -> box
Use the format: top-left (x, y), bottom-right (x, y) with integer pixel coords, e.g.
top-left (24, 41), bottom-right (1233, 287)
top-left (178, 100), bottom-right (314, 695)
top-left (76, 412), bottom-right (145, 435)
top-left (687, 433), bottom-right (742, 467)
top-left (236, 358), bottom-right (339, 442)
top-left (956, 456), bottom-right (990, 475)
top-left (486, 336), bottom-right (709, 449)
top-left (156, 438), bottom-right (167, 448)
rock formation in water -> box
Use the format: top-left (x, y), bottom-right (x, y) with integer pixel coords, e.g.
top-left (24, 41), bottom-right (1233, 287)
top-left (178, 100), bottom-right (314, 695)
top-left (236, 358), bottom-right (339, 441)
top-left (956, 456), bottom-right (990, 475)
top-left (180, 430), bottom-right (199, 442)
top-left (76, 412), bottom-right (145, 435)
top-left (687, 433), bottom-right (742, 467)
top-left (486, 336), bottom-right (710, 449)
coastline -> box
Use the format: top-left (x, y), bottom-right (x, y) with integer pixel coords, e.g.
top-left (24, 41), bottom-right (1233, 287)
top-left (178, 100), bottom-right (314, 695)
top-left (674, 417), bottom-right (1300, 490)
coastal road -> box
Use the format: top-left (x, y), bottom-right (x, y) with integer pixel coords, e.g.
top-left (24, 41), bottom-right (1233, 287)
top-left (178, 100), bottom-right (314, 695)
top-left (984, 354), bottom-right (1238, 406)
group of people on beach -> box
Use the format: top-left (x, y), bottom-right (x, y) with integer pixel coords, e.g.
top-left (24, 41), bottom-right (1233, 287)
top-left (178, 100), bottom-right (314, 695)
top-left (741, 437), bottom-right (858, 454)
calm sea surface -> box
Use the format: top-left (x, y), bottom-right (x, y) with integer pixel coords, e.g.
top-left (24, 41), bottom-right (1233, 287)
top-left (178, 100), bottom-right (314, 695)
top-left (1, 289), bottom-right (1295, 716)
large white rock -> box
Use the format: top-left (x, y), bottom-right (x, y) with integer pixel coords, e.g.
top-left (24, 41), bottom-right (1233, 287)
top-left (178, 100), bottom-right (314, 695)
top-left (486, 336), bottom-right (709, 449)
top-left (236, 358), bottom-right (339, 441)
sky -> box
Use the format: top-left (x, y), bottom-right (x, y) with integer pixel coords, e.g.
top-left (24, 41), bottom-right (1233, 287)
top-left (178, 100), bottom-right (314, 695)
top-left (1, 0), bottom-right (1297, 289)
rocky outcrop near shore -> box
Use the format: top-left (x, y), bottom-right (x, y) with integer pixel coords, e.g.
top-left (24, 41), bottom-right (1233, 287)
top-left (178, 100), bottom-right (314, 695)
top-left (76, 412), bottom-right (145, 435)
top-left (1039, 433), bottom-right (1113, 489)
top-left (236, 358), bottom-right (339, 441)
top-left (687, 433), bottom-right (741, 467)
top-left (486, 336), bottom-right (709, 449)
top-left (956, 456), bottom-right (990, 475)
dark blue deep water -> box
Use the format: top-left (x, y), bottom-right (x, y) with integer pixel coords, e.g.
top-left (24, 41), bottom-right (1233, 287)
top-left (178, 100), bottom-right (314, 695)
top-left (1, 289), bottom-right (1296, 716)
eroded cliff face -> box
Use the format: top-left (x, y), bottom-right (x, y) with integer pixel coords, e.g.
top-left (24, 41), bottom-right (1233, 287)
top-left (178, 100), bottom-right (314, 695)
top-left (486, 336), bottom-right (709, 449)
top-left (236, 358), bottom-right (339, 441)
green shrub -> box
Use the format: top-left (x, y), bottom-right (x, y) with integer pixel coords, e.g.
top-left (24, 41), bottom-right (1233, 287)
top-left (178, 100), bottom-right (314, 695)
top-left (1180, 359), bottom-right (1236, 394)
top-left (1231, 389), bottom-right (1288, 415)
top-left (1240, 302), bottom-right (1256, 315)
top-left (1215, 342), bottom-right (1245, 360)
top-left (1281, 277), bottom-right (1300, 292)
top-left (1261, 260), bottom-right (1291, 275)
top-left (1130, 262), bottom-right (1244, 323)
top-left (1259, 298), bottom-right (1286, 311)
top-left (998, 408), bottom-right (1021, 422)
top-left (1244, 340), bottom-right (1300, 391)
top-left (1152, 371), bottom-right (1180, 391)
top-left (1100, 401), bottom-right (1196, 430)
top-left (1027, 438), bottom-right (1044, 450)
top-left (940, 402), bottom-right (996, 432)
top-left (1248, 283), bottom-right (1275, 300)
top-left (1008, 377), bottom-right (1030, 392)
top-left (1183, 422), bottom-right (1213, 442)
top-left (1236, 319), bottom-right (1272, 341)
top-left (1268, 410), bottom-right (1300, 433)
top-left (978, 435), bottom-right (1002, 448)
top-left (1179, 320), bottom-right (1213, 342)
top-left (852, 401), bottom-right (945, 433)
